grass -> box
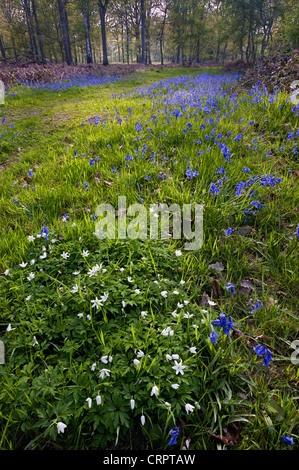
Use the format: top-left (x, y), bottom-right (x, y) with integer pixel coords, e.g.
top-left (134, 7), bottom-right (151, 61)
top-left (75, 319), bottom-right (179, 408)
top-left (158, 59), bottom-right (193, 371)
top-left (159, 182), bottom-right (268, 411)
top-left (0, 66), bottom-right (298, 450)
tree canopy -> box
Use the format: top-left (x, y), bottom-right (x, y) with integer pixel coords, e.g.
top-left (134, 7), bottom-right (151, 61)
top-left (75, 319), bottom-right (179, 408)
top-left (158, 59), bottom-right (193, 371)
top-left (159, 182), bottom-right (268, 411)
top-left (0, 0), bottom-right (297, 65)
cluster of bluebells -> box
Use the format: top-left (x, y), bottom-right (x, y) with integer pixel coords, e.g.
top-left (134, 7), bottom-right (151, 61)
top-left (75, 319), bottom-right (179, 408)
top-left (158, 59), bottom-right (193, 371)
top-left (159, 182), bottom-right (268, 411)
top-left (40, 224), bottom-right (49, 241)
top-left (186, 163), bottom-right (199, 180)
top-left (253, 344), bottom-right (272, 367)
top-left (209, 177), bottom-right (226, 195)
top-left (209, 313), bottom-right (234, 344)
top-left (250, 300), bottom-right (262, 315)
top-left (6, 74), bottom-right (128, 95)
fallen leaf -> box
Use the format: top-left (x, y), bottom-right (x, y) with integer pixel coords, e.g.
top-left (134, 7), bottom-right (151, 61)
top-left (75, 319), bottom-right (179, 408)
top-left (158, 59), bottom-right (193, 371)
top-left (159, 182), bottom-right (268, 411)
top-left (209, 261), bottom-right (225, 272)
top-left (240, 280), bottom-right (255, 290)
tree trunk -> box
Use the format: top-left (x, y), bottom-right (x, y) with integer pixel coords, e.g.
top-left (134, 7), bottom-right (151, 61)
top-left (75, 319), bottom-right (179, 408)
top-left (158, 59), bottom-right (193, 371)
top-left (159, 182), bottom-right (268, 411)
top-left (23, 0), bottom-right (39, 61)
top-left (145, 10), bottom-right (151, 64)
top-left (159, 2), bottom-right (168, 65)
top-left (57, 0), bottom-right (73, 65)
top-left (82, 0), bottom-right (93, 63)
top-left (141, 0), bottom-right (146, 63)
top-left (222, 42), bottom-right (228, 63)
top-left (98, 0), bottom-right (109, 65)
top-left (160, 39), bottom-right (163, 65)
top-left (176, 45), bottom-right (180, 64)
top-left (196, 38), bottom-right (200, 63)
top-left (0, 35), bottom-right (6, 60)
top-left (31, 0), bottom-right (46, 63)
top-left (125, 5), bottom-right (130, 64)
top-left (121, 22), bottom-right (125, 63)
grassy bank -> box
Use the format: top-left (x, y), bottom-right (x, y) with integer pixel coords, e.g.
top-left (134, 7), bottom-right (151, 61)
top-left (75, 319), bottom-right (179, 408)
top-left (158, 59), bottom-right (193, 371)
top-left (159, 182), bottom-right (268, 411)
top-left (0, 67), bottom-right (298, 450)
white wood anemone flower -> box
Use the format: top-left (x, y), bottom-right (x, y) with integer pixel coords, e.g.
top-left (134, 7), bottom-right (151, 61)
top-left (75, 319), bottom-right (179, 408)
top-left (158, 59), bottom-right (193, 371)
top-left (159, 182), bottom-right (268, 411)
top-left (57, 422), bottom-right (67, 434)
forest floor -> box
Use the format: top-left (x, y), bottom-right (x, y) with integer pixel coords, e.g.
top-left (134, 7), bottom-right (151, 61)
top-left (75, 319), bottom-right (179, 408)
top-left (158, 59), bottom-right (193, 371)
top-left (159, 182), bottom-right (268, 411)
top-left (0, 65), bottom-right (298, 451)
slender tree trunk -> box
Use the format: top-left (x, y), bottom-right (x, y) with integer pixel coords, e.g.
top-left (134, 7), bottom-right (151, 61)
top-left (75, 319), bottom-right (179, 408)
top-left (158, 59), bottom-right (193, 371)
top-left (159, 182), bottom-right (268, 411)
top-left (222, 42), bottom-right (228, 63)
top-left (57, 0), bottom-right (73, 65)
top-left (145, 10), bottom-right (151, 64)
top-left (176, 45), bottom-right (180, 64)
top-left (82, 0), bottom-right (93, 63)
top-left (134, 0), bottom-right (141, 63)
top-left (31, 0), bottom-right (46, 63)
top-left (98, 0), bottom-right (109, 65)
top-left (216, 38), bottom-right (220, 62)
top-left (125, 5), bottom-right (130, 64)
top-left (74, 43), bottom-right (78, 64)
top-left (189, 37), bottom-right (193, 65)
top-left (141, 0), bottom-right (146, 63)
top-left (240, 12), bottom-right (245, 61)
top-left (159, 2), bottom-right (168, 65)
top-left (196, 38), bottom-right (200, 63)
top-left (0, 35), bottom-right (6, 60)
top-left (11, 36), bottom-right (18, 61)
top-left (23, 0), bottom-right (39, 61)
top-left (160, 39), bottom-right (163, 65)
top-left (121, 22), bottom-right (125, 63)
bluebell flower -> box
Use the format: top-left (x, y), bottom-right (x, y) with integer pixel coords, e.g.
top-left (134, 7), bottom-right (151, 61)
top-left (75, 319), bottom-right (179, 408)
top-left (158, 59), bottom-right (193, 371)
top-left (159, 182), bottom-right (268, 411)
top-left (40, 224), bottom-right (49, 241)
top-left (186, 165), bottom-right (198, 180)
top-left (293, 224), bottom-right (299, 239)
top-left (212, 313), bottom-right (234, 335)
top-left (209, 331), bottom-right (219, 344)
top-left (216, 167), bottom-right (225, 175)
top-left (168, 427), bottom-right (179, 446)
top-left (253, 344), bottom-right (272, 366)
top-left (281, 435), bottom-right (293, 445)
top-left (28, 169), bottom-right (33, 177)
top-left (250, 300), bottom-right (262, 315)
top-left (225, 228), bottom-right (234, 236)
top-left (226, 282), bottom-right (236, 294)
top-left (209, 181), bottom-right (221, 195)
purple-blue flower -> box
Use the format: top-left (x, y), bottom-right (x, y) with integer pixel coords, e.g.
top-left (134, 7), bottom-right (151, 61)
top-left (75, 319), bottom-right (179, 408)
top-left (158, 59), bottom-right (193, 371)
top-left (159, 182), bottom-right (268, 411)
top-left (209, 331), bottom-right (219, 344)
top-left (226, 282), bottom-right (236, 294)
top-left (250, 300), bottom-right (262, 315)
top-left (281, 435), bottom-right (293, 445)
top-left (253, 344), bottom-right (272, 366)
top-left (168, 427), bottom-right (179, 446)
top-left (212, 313), bottom-right (234, 335)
